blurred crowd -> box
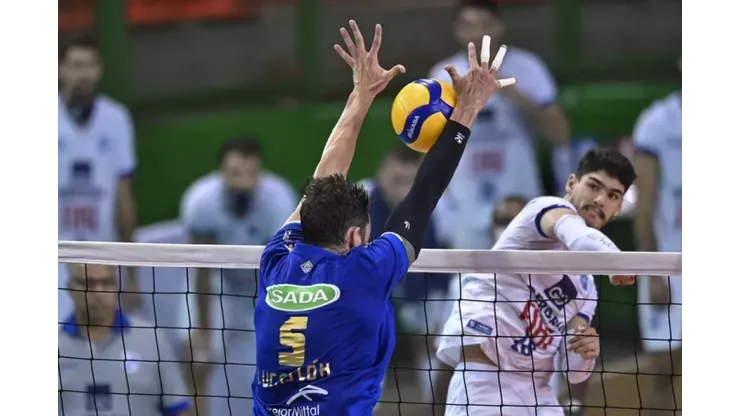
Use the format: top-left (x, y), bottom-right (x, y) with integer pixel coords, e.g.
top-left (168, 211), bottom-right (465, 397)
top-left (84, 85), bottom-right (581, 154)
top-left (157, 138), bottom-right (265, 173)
top-left (58, 1), bottom-right (681, 415)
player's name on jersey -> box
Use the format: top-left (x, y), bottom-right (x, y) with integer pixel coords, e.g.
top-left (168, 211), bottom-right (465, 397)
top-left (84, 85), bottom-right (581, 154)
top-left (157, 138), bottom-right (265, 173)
top-left (258, 360), bottom-right (332, 388)
top-left (266, 284), bottom-right (341, 312)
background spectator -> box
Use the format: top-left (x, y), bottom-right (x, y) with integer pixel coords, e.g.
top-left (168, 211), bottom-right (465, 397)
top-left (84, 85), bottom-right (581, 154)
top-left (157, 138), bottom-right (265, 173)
top-left (633, 85), bottom-right (683, 413)
top-left (58, 34), bottom-right (139, 320)
top-left (58, 264), bottom-right (192, 416)
top-left (430, 0), bottom-right (571, 250)
top-left (179, 137), bottom-right (297, 416)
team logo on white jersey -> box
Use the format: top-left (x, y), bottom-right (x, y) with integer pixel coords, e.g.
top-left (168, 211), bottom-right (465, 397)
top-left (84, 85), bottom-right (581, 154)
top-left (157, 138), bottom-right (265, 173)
top-left (543, 276), bottom-right (578, 310)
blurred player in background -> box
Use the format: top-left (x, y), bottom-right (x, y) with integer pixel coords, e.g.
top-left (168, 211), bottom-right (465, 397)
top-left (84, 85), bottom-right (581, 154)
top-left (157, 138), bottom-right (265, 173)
top-left (58, 34), bottom-right (139, 320)
top-left (179, 137), bottom-right (297, 415)
top-left (59, 264), bottom-right (193, 416)
top-left (632, 74), bottom-right (682, 413)
top-left (252, 21), bottom-right (514, 414)
top-left (438, 148), bottom-right (637, 415)
top-left (430, 0), bottom-right (571, 249)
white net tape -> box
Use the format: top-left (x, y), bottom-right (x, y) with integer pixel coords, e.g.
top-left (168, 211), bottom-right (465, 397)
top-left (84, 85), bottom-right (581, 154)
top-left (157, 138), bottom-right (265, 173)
top-left (58, 241), bottom-right (682, 276)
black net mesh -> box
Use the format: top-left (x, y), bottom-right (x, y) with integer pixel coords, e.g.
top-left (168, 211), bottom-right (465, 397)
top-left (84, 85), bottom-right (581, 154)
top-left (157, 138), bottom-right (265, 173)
top-left (58, 265), bottom-right (681, 415)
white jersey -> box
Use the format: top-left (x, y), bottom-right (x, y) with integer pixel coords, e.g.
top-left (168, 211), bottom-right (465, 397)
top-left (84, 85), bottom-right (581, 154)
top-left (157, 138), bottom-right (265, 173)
top-left (58, 95), bottom-right (137, 242)
top-left (437, 196), bottom-right (598, 382)
top-left (430, 47), bottom-right (553, 248)
top-left (180, 171), bottom-right (297, 290)
top-left (180, 171), bottom-right (297, 245)
top-left (633, 92), bottom-right (682, 252)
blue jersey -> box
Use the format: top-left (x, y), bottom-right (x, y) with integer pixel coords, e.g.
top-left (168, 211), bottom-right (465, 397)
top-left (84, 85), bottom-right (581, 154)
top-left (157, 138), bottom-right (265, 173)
top-left (252, 222), bottom-right (410, 415)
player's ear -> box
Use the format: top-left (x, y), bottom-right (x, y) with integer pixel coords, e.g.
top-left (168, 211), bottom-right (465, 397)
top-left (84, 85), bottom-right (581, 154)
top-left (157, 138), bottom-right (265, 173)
top-left (346, 227), bottom-right (363, 250)
top-left (565, 174), bottom-right (578, 194)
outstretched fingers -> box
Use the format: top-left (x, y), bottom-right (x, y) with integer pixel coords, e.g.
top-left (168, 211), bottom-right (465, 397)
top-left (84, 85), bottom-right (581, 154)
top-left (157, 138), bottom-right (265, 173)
top-left (369, 24), bottom-right (382, 55)
top-left (467, 41), bottom-right (479, 70)
top-left (489, 44), bottom-right (516, 88)
top-left (349, 20), bottom-right (366, 54)
top-left (334, 44), bottom-right (354, 67)
top-left (340, 27), bottom-right (357, 58)
top-left (385, 64), bottom-right (406, 81)
top-left (444, 65), bottom-right (461, 83)
top-left (490, 44), bottom-right (507, 72)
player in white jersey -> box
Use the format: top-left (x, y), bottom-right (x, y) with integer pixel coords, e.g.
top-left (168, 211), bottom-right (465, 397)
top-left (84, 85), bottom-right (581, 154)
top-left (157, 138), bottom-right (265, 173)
top-left (437, 148), bottom-right (637, 415)
top-left (632, 90), bottom-right (682, 411)
top-left (58, 34), bottom-right (139, 320)
top-left (179, 137), bottom-right (297, 415)
top-left (429, 0), bottom-right (571, 249)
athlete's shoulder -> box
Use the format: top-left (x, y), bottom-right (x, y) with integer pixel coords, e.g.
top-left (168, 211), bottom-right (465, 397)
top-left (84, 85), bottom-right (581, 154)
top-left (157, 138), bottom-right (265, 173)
top-left (634, 91), bottom-right (682, 150)
top-left (492, 197), bottom-right (575, 248)
top-left (523, 196), bottom-right (576, 214)
top-left (182, 173), bottom-right (222, 205)
top-left (636, 91), bottom-right (682, 128)
top-left (95, 95), bottom-right (132, 121)
top-left (502, 46), bottom-right (547, 69)
top-left (180, 173), bottom-right (223, 226)
top-left (260, 171), bottom-right (294, 192)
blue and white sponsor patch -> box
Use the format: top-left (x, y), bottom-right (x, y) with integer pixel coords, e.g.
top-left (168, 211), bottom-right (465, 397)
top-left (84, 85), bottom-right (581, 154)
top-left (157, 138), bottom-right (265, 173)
top-left (466, 319), bottom-right (493, 335)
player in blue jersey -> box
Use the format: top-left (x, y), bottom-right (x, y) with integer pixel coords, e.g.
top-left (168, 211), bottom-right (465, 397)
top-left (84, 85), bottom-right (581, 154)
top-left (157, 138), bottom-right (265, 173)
top-left (252, 20), bottom-right (517, 415)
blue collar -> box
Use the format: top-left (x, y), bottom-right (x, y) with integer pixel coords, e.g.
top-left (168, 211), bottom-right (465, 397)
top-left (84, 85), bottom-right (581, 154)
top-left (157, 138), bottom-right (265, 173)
top-left (291, 242), bottom-right (341, 265)
top-left (61, 310), bottom-right (130, 338)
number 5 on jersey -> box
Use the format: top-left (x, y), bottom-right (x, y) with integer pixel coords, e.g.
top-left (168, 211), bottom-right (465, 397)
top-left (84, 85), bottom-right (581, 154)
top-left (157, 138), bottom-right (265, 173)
top-left (279, 316), bottom-right (308, 367)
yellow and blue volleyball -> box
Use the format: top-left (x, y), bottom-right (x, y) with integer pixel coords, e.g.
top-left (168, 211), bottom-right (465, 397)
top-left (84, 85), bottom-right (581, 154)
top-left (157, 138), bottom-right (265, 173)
top-left (391, 78), bottom-right (456, 153)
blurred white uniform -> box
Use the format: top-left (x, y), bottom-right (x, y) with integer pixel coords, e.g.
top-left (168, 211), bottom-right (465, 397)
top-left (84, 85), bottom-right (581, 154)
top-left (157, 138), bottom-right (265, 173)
top-left (438, 196), bottom-right (598, 416)
top-left (180, 171), bottom-right (297, 415)
top-left (429, 47), bottom-right (554, 249)
top-left (58, 95), bottom-right (137, 320)
top-left (633, 92), bottom-right (682, 352)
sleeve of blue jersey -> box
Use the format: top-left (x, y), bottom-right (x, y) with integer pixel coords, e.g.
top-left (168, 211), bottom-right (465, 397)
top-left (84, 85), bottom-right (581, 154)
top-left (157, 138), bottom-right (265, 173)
top-left (262, 222), bottom-right (304, 263)
top-left (354, 232), bottom-right (410, 297)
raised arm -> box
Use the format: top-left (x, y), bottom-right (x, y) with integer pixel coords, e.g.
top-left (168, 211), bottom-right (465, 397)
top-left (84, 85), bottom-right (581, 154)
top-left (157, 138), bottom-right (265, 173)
top-left (284, 21), bottom-right (405, 224)
top-left (538, 207), bottom-right (635, 286)
top-left (384, 39), bottom-right (517, 262)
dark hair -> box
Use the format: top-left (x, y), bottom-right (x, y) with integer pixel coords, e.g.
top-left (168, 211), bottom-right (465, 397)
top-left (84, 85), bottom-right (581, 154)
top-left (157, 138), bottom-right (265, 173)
top-left (217, 137), bottom-right (262, 164)
top-left (575, 148), bottom-right (637, 191)
top-left (458, 0), bottom-right (500, 17)
top-left (384, 146), bottom-right (422, 164)
top-left (300, 174), bottom-right (370, 248)
top-left (59, 33), bottom-right (99, 64)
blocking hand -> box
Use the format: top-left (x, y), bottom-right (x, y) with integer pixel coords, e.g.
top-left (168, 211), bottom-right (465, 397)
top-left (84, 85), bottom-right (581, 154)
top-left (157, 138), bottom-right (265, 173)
top-left (334, 20), bottom-right (406, 96)
top-left (444, 36), bottom-right (517, 112)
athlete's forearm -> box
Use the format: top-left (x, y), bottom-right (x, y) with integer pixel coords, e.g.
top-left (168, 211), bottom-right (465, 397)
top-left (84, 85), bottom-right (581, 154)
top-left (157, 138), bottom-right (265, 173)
top-left (313, 90), bottom-right (374, 178)
top-left (554, 214), bottom-right (620, 253)
top-left (385, 110), bottom-right (474, 256)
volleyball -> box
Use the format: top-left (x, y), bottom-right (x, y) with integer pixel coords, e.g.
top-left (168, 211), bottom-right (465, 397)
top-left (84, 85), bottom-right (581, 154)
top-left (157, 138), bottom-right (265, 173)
top-left (391, 78), bottom-right (456, 153)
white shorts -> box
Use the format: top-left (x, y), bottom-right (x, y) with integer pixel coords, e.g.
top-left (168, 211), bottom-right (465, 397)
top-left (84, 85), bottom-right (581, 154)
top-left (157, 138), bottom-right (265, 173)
top-left (446, 362), bottom-right (563, 416)
top-left (637, 276), bottom-right (682, 352)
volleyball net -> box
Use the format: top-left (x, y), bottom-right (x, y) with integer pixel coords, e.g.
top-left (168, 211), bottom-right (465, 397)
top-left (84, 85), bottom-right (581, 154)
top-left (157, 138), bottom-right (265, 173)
top-left (58, 241), bottom-right (682, 416)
